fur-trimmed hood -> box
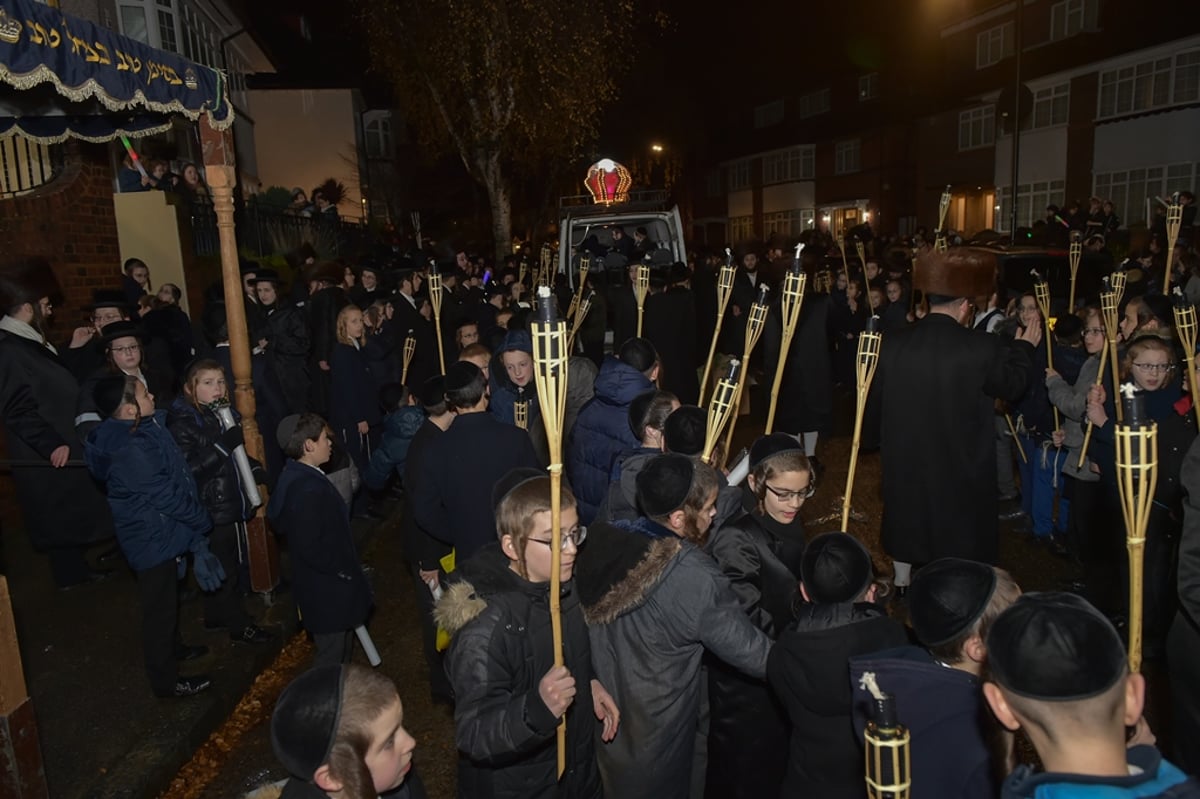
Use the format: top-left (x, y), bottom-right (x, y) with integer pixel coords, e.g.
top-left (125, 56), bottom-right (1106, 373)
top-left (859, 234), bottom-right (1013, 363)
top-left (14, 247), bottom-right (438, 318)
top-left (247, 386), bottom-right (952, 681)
top-left (433, 543), bottom-right (554, 635)
top-left (574, 519), bottom-right (681, 625)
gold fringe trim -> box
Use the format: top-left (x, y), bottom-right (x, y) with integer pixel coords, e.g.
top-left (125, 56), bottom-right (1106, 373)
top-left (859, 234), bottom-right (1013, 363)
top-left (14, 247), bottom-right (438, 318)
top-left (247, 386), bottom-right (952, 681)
top-left (0, 119), bottom-right (175, 144)
top-left (0, 63), bottom-right (235, 130)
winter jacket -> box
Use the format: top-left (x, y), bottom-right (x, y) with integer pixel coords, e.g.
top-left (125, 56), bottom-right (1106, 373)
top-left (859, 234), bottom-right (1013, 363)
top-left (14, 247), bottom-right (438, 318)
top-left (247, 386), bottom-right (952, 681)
top-left (166, 397), bottom-right (256, 525)
top-left (489, 330), bottom-right (542, 431)
top-left (76, 365), bottom-right (172, 440)
top-left (84, 411), bottom-right (211, 571)
top-left (258, 301), bottom-right (310, 414)
top-left (766, 601), bottom-right (909, 799)
top-left (593, 447), bottom-right (657, 523)
top-left (267, 459), bottom-right (372, 634)
top-left (365, 405), bottom-right (425, 490)
top-left (574, 518), bottom-right (773, 799)
top-left (703, 504), bottom-right (806, 799)
top-left (1046, 351), bottom-right (1101, 480)
top-left (567, 357), bottom-right (653, 524)
top-left (435, 546), bottom-right (601, 799)
top-left (1001, 746), bottom-right (1199, 799)
top-left (330, 341), bottom-right (381, 440)
top-left (850, 646), bottom-right (1000, 799)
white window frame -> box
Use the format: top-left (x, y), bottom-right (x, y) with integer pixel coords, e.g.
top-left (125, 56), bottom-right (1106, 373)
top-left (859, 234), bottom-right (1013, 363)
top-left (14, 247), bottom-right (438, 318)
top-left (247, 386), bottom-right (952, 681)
top-left (1094, 162), bottom-right (1199, 227)
top-left (1097, 56), bottom-right (1177, 119)
top-left (858, 73), bottom-right (879, 101)
top-left (1050, 0), bottom-right (1097, 42)
top-left (835, 139), bottom-right (861, 175)
top-left (761, 146), bottom-right (815, 184)
top-left (118, 0), bottom-right (182, 55)
top-left (729, 215), bottom-right (755, 242)
top-left (797, 88), bottom-right (831, 119)
top-left (1174, 51), bottom-right (1200, 105)
top-left (754, 100), bottom-right (785, 129)
top-left (976, 22), bottom-right (1014, 69)
top-left (997, 180), bottom-right (1066, 231)
top-left (958, 106), bottom-right (995, 151)
top-left (1023, 83), bottom-right (1070, 130)
top-left (365, 116), bottom-right (393, 159)
top-left (728, 160), bottom-right (751, 191)
top-left (762, 209), bottom-right (817, 237)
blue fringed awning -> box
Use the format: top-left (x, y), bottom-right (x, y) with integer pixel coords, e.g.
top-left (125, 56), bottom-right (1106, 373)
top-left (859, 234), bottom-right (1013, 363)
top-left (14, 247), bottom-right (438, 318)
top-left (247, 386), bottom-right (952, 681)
top-left (0, 0), bottom-right (234, 143)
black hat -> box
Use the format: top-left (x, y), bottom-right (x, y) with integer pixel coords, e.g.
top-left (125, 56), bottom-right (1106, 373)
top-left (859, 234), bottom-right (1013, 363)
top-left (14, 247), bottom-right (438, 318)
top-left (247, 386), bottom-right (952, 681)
top-left (0, 257), bottom-right (64, 310)
top-left (276, 414), bottom-right (301, 450)
top-left (444, 360), bottom-right (482, 393)
top-left (92, 374), bottom-right (131, 418)
top-left (908, 558), bottom-right (998, 647)
top-left (800, 532), bottom-right (873, 603)
top-left (749, 433), bottom-right (805, 470)
top-left (87, 289), bottom-right (131, 313)
top-left (252, 268), bottom-right (284, 286)
top-left (271, 664), bottom-right (346, 779)
top-left (618, 337), bottom-right (658, 373)
top-left (663, 405), bottom-right (705, 456)
top-left (491, 467), bottom-right (545, 512)
top-left (636, 453), bottom-right (695, 518)
top-left (668, 261), bottom-right (691, 285)
top-left (100, 319), bottom-right (146, 344)
top-left (485, 281), bottom-right (507, 298)
top-left (986, 592), bottom-right (1127, 701)
top-left (239, 257), bottom-right (259, 276)
top-left (419, 375), bottom-right (446, 408)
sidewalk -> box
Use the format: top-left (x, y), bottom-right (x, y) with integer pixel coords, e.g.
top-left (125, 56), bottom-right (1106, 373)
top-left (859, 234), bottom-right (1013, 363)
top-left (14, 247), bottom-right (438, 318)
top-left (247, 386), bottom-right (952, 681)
top-left (0, 510), bottom-right (381, 799)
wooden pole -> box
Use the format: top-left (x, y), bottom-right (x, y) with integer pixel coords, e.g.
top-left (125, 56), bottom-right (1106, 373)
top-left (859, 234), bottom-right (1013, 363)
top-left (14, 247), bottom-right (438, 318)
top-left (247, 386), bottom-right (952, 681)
top-left (765, 249), bottom-right (808, 434)
top-left (429, 263), bottom-right (446, 374)
top-left (1165, 195), bottom-right (1183, 294)
top-left (856, 239), bottom-right (876, 315)
top-left (722, 285), bottom-right (771, 466)
top-left (0, 576), bottom-right (48, 799)
top-left (1004, 412), bottom-right (1028, 464)
top-left (935, 185), bottom-right (952, 253)
top-left (1077, 338), bottom-right (1110, 469)
top-left (1032, 274), bottom-right (1061, 433)
top-left (530, 286), bottom-right (570, 776)
top-left (1068, 233), bottom-right (1083, 313)
top-left (699, 250), bottom-right (736, 405)
top-left (1172, 289), bottom-right (1200, 429)
top-left (566, 291), bottom-right (593, 354)
top-left (634, 262), bottom-right (650, 338)
top-left (1113, 390), bottom-right (1158, 673)
top-left (842, 320), bottom-right (881, 531)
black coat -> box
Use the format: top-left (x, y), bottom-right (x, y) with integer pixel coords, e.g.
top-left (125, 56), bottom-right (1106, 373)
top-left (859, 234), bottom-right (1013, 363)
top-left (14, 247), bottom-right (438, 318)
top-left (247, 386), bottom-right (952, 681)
top-left (166, 398), bottom-right (256, 526)
top-left (0, 332), bottom-right (114, 550)
top-left (401, 420), bottom-right (453, 571)
top-left (643, 286), bottom-right (700, 404)
top-left (1171, 436), bottom-right (1200, 775)
top-left (259, 302), bottom-right (310, 414)
top-left (868, 313), bottom-right (1033, 564)
top-left (767, 602), bottom-right (909, 799)
top-left (763, 293), bottom-right (832, 434)
top-left (330, 342), bottom-right (381, 442)
top-left (393, 295), bottom-right (437, 390)
top-left (609, 284), bottom-right (638, 351)
top-left (141, 305), bottom-right (195, 381)
top-left (410, 412), bottom-right (539, 562)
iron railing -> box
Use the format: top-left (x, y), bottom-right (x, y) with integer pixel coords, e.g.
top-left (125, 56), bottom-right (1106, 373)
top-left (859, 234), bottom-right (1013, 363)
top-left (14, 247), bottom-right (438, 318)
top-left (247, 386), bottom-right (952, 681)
top-left (187, 198), bottom-right (372, 259)
top-left (0, 139), bottom-right (66, 199)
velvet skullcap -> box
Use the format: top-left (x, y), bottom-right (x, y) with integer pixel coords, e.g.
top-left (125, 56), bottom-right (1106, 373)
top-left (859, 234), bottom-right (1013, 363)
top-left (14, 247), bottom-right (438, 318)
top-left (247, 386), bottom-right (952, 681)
top-left (749, 433), bottom-right (805, 470)
top-left (636, 453), bottom-right (696, 518)
top-left (491, 467), bottom-right (546, 512)
top-left (908, 558), bottom-right (997, 647)
top-left (986, 592), bottom-right (1126, 701)
top-left (419, 374), bottom-right (446, 408)
top-left (444, 359), bottom-right (482, 393)
top-left (93, 374), bottom-right (133, 419)
top-left (663, 405), bottom-right (705, 456)
top-left (271, 664), bottom-right (346, 779)
top-left (800, 532), bottom-right (873, 604)
top-left (276, 414), bottom-right (301, 450)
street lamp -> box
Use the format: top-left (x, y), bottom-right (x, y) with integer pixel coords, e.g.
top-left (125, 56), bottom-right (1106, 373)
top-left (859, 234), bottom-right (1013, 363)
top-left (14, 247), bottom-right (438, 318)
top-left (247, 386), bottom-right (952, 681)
top-left (651, 143), bottom-right (664, 153)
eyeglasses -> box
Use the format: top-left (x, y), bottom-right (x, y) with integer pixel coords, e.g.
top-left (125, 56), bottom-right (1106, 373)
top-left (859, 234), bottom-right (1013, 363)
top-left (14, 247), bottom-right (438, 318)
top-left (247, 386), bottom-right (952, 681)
top-left (111, 344), bottom-right (141, 354)
top-left (529, 526), bottom-right (588, 549)
top-left (764, 483), bottom-right (816, 503)
top-left (1083, 327), bottom-right (1106, 336)
top-left (1131, 362), bottom-right (1174, 373)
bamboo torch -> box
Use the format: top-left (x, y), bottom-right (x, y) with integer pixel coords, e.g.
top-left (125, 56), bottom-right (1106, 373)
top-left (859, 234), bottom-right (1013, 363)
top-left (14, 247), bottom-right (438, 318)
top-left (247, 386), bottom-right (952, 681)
top-left (1114, 385), bottom-right (1158, 674)
top-left (838, 231), bottom-right (851, 277)
top-left (567, 254), bottom-right (590, 320)
top-left (1031, 270), bottom-right (1061, 433)
top-left (634, 261), bottom-right (650, 337)
top-left (1078, 286), bottom-right (1116, 468)
top-left (857, 238), bottom-right (876, 314)
top-left (1111, 269), bottom-right (1127, 305)
top-left (518, 257), bottom-right (529, 286)
top-left (428, 261), bottom-right (446, 373)
top-left (935, 185), bottom-right (952, 254)
top-left (513, 397), bottom-right (528, 430)
top-left (722, 285), bottom-right (772, 464)
top-left (764, 245), bottom-right (808, 434)
top-left (539, 244), bottom-right (553, 290)
top-left (1165, 194), bottom-right (1183, 294)
top-left (400, 329), bottom-right (416, 385)
top-left (567, 290), bottom-right (594, 354)
top-left (699, 249), bottom-right (737, 405)
top-left (529, 285), bottom-right (570, 775)
top-left (842, 316), bottom-right (882, 532)
top-left (860, 672), bottom-right (911, 799)
top-left (1068, 230), bottom-right (1083, 313)
top-left (702, 359), bottom-right (741, 466)
top-left (1172, 287), bottom-right (1200, 428)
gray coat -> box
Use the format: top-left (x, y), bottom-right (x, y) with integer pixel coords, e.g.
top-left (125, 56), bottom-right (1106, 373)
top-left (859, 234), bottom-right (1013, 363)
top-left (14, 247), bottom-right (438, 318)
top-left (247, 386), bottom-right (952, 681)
top-left (574, 520), bottom-right (772, 799)
top-left (1045, 352), bottom-right (1101, 481)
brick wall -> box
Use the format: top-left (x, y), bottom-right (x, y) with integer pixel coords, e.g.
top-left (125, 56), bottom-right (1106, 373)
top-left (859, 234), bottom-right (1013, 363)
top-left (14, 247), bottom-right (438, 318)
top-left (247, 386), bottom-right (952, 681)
top-left (0, 141), bottom-right (122, 513)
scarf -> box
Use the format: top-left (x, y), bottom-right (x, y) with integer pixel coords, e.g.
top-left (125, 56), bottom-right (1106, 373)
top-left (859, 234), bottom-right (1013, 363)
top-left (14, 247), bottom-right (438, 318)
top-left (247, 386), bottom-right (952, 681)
top-left (0, 314), bottom-right (57, 354)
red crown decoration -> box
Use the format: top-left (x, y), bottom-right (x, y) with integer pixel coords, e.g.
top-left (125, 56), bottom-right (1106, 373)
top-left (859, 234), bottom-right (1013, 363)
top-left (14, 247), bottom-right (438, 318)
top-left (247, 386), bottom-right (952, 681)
top-left (584, 158), bottom-right (631, 205)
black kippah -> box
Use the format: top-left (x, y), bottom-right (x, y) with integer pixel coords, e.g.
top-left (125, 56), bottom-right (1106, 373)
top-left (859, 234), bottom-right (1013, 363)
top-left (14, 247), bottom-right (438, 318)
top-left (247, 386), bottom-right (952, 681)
top-left (749, 433), bottom-right (805, 469)
top-left (986, 592), bottom-right (1127, 701)
top-left (271, 664), bottom-right (345, 779)
top-left (663, 405), bottom-right (705, 456)
top-left (420, 375), bottom-right (446, 408)
top-left (800, 532), bottom-right (873, 603)
top-left (908, 558), bottom-right (997, 647)
top-left (444, 360), bottom-right (481, 392)
top-left (491, 467), bottom-right (545, 512)
top-left (637, 453), bottom-right (695, 518)
top-left (92, 374), bottom-right (130, 419)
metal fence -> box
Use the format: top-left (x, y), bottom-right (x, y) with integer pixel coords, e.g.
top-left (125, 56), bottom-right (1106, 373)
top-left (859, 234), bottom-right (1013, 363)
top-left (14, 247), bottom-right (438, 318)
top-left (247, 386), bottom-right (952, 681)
top-left (187, 199), bottom-right (373, 260)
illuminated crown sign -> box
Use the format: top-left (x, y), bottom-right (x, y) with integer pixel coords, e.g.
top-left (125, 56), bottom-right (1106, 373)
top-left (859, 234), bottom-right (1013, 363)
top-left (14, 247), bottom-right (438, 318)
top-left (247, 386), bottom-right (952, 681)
top-left (584, 158), bottom-right (632, 205)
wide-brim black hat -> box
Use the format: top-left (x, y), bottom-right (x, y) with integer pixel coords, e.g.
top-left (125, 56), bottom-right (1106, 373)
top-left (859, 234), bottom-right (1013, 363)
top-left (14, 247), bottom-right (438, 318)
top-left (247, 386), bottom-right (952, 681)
top-left (252, 268), bottom-right (284, 286)
top-left (100, 320), bottom-right (146, 344)
top-left (87, 289), bottom-right (131, 313)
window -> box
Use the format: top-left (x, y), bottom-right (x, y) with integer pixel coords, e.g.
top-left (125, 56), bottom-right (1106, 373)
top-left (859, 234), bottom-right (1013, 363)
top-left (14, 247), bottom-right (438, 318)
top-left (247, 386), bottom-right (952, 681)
top-left (997, 180), bottom-right (1066, 231)
top-left (762, 146), bottom-right (815, 184)
top-left (1050, 0), bottom-right (1097, 41)
top-left (1098, 57), bottom-right (1174, 119)
top-left (119, 0), bottom-right (180, 54)
top-left (858, 73), bottom-right (879, 101)
top-left (1023, 83), bottom-right (1070, 130)
top-left (958, 107), bottom-right (995, 151)
top-left (976, 22), bottom-right (1014, 69)
top-left (728, 160), bottom-right (751, 191)
top-left (705, 169), bottom-right (723, 198)
top-left (365, 117), bottom-right (393, 159)
top-left (835, 140), bottom-right (860, 175)
top-left (1094, 163), bottom-right (1199, 226)
top-left (797, 88), bottom-right (831, 119)
top-left (729, 216), bottom-right (755, 243)
top-left (1175, 51), bottom-right (1200, 104)
top-left (762, 209), bottom-right (816, 237)
top-left (754, 100), bottom-right (785, 129)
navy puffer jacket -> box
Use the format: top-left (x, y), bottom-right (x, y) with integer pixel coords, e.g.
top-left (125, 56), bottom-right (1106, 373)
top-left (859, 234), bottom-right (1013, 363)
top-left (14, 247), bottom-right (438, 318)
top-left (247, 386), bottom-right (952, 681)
top-left (566, 357), bottom-right (653, 524)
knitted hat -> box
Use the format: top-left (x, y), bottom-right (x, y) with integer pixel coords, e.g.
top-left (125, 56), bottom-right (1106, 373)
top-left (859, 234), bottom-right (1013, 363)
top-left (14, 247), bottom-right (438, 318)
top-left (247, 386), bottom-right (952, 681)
top-left (636, 453), bottom-right (695, 518)
top-left (271, 665), bottom-right (346, 780)
top-left (986, 592), bottom-right (1127, 701)
top-left (908, 558), bottom-right (998, 647)
top-left (749, 433), bottom-right (805, 470)
top-left (800, 532), bottom-right (873, 603)
top-left (663, 405), bottom-right (705, 456)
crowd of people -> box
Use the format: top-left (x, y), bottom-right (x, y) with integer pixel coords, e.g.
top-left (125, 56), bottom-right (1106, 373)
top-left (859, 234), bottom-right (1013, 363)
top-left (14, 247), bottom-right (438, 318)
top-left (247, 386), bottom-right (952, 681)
top-left (2, 207), bottom-right (1200, 798)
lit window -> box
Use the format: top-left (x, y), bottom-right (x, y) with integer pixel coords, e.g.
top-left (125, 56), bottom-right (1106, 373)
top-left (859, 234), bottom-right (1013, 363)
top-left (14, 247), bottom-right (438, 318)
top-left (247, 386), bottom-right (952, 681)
top-left (1092, 163), bottom-right (1199, 227)
top-left (762, 146), bottom-right (815, 184)
top-left (958, 106), bottom-right (995, 151)
top-left (730, 215), bottom-right (755, 242)
top-left (835, 140), bottom-right (860, 175)
top-left (997, 180), bottom-right (1066, 231)
top-left (976, 22), bottom-right (1014, 69)
top-left (1098, 57), bottom-right (1175, 118)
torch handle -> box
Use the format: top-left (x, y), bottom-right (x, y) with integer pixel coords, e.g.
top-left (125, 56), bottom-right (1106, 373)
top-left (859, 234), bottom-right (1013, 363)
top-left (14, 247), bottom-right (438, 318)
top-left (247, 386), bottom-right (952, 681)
top-left (433, 310), bottom-right (446, 374)
top-left (1004, 412), bottom-right (1028, 464)
top-left (1077, 343), bottom-right (1110, 469)
top-left (1128, 540), bottom-right (1145, 674)
top-left (1110, 339), bottom-right (1124, 423)
top-left (549, 464), bottom-right (566, 776)
top-left (699, 287), bottom-right (734, 405)
top-left (765, 318), bottom-right (799, 435)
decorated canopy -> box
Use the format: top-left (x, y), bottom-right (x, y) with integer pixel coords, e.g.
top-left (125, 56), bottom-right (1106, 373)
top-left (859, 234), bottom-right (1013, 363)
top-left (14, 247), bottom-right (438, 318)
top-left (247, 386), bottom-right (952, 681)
top-left (0, 0), bottom-right (234, 143)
